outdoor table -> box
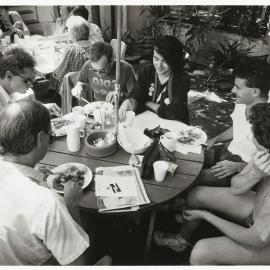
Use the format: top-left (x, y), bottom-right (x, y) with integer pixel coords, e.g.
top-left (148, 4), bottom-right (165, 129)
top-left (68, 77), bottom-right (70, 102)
top-left (39, 113), bottom-right (204, 257)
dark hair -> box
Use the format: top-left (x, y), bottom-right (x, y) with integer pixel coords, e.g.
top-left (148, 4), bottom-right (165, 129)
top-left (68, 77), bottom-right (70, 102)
top-left (153, 35), bottom-right (184, 73)
top-left (249, 103), bottom-right (270, 151)
top-left (0, 46), bottom-right (36, 78)
top-left (72, 6), bottom-right (89, 21)
top-left (90, 42), bottom-right (113, 62)
top-left (233, 57), bottom-right (270, 98)
top-left (0, 100), bottom-right (50, 155)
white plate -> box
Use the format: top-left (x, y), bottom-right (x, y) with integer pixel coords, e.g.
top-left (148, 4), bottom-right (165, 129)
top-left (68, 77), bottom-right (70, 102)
top-left (172, 126), bottom-right (207, 146)
top-left (47, 163), bottom-right (92, 194)
top-left (84, 101), bottom-right (114, 115)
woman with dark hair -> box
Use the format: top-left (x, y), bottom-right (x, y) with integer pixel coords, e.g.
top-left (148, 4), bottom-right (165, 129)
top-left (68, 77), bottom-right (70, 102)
top-left (119, 35), bottom-right (190, 123)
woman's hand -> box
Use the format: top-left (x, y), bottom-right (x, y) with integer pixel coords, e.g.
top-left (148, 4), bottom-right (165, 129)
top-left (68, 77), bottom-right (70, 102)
top-left (105, 91), bottom-right (115, 104)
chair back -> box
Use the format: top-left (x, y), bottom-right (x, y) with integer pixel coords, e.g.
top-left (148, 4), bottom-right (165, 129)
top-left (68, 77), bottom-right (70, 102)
top-left (110, 39), bottom-right (126, 60)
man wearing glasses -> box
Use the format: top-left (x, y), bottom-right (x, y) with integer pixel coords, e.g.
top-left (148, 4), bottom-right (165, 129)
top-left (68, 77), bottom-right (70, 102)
top-left (0, 46), bottom-right (62, 116)
top-left (71, 41), bottom-right (136, 103)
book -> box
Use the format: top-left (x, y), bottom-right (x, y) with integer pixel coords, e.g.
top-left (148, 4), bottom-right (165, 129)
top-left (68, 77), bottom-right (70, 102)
top-left (95, 165), bottom-right (150, 213)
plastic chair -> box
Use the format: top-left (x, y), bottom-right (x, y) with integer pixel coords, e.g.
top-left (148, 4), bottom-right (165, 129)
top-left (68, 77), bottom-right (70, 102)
top-left (110, 39), bottom-right (126, 60)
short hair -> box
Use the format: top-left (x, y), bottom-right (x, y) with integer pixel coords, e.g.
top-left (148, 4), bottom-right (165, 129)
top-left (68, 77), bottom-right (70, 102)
top-left (66, 16), bottom-right (89, 41)
top-left (249, 103), bottom-right (270, 151)
top-left (90, 42), bottom-right (113, 62)
top-left (153, 35), bottom-right (185, 74)
top-left (0, 100), bottom-right (50, 155)
top-left (0, 46), bottom-right (36, 78)
top-left (233, 57), bottom-right (270, 98)
top-left (72, 6), bottom-right (89, 21)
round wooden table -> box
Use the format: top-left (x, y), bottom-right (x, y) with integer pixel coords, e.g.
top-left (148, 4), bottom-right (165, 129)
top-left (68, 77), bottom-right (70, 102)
top-left (40, 136), bottom-right (204, 257)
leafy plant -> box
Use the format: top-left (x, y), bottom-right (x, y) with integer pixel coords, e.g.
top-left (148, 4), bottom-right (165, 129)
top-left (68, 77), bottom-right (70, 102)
top-left (140, 6), bottom-right (168, 38)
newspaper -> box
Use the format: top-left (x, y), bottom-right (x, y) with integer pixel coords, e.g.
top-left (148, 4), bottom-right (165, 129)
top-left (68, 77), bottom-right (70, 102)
top-left (95, 165), bottom-right (150, 213)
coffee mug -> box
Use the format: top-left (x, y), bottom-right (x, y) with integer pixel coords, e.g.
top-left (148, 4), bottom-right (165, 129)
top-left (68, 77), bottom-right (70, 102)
top-left (66, 124), bottom-right (85, 152)
top-left (160, 132), bottom-right (177, 152)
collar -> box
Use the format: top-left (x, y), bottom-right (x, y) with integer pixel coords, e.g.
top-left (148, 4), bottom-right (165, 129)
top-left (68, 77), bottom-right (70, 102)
top-left (0, 159), bottom-right (45, 184)
top-left (0, 84), bottom-right (10, 106)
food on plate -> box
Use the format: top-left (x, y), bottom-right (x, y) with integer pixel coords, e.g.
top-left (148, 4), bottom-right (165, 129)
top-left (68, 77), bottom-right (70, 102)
top-left (51, 165), bottom-right (86, 191)
top-left (84, 101), bottom-right (113, 115)
top-left (177, 129), bottom-right (202, 145)
top-left (90, 132), bottom-right (115, 147)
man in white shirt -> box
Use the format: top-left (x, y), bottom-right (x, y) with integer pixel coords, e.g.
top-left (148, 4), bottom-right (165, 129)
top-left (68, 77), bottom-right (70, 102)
top-left (197, 57), bottom-right (270, 186)
top-left (0, 46), bottom-right (61, 116)
top-left (0, 100), bottom-right (89, 265)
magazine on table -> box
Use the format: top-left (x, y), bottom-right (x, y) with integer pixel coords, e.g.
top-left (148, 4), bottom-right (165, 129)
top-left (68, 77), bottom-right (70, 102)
top-left (95, 165), bottom-right (150, 213)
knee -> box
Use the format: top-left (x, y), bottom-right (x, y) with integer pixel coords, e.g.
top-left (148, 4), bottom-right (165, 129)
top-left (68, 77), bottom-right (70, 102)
top-left (186, 186), bottom-right (207, 208)
top-left (189, 239), bottom-right (213, 265)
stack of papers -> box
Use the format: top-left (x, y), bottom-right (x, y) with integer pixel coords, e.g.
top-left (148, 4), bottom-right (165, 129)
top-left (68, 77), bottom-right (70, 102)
top-left (95, 165), bottom-right (150, 213)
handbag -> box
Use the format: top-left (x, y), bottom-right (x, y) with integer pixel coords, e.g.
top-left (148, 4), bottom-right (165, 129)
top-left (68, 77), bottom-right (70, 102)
top-left (141, 138), bottom-right (160, 179)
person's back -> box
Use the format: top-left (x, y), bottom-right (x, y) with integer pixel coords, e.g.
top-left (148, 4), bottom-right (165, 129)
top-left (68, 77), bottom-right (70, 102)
top-left (0, 101), bottom-right (89, 265)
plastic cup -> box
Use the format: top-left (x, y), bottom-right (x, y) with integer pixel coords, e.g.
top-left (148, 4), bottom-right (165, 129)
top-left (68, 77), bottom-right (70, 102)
top-left (66, 124), bottom-right (85, 152)
top-left (153, 160), bottom-right (169, 182)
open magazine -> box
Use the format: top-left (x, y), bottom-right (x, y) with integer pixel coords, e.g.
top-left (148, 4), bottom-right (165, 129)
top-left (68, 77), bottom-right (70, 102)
top-left (95, 165), bottom-right (150, 213)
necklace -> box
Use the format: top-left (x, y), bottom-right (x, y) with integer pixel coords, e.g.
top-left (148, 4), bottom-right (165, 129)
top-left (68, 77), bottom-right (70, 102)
top-left (153, 72), bottom-right (173, 103)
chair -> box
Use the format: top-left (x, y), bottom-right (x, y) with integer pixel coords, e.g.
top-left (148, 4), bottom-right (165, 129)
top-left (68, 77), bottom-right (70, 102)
top-left (110, 39), bottom-right (126, 60)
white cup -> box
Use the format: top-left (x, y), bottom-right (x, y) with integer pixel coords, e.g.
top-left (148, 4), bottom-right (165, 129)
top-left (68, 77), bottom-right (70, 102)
top-left (93, 109), bottom-right (105, 125)
top-left (160, 132), bottom-right (177, 152)
top-left (66, 124), bottom-right (85, 152)
top-left (75, 115), bottom-right (86, 130)
top-left (153, 160), bottom-right (169, 182)
top-left (124, 111), bottom-right (135, 127)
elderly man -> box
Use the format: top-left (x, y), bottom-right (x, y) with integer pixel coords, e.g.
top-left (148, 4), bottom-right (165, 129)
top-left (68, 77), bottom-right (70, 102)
top-left (0, 46), bottom-right (61, 116)
top-left (0, 100), bottom-right (89, 265)
top-left (71, 41), bottom-right (136, 104)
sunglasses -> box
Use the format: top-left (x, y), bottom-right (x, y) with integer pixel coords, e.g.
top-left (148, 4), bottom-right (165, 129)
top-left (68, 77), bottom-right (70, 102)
top-left (89, 62), bottom-right (112, 74)
top-left (17, 74), bottom-right (36, 87)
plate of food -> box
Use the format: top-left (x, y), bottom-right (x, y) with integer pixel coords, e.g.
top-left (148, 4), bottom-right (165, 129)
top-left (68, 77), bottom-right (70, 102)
top-left (47, 163), bottom-right (93, 193)
top-left (51, 116), bottom-right (74, 137)
top-left (84, 101), bottom-right (114, 115)
top-left (173, 126), bottom-right (207, 146)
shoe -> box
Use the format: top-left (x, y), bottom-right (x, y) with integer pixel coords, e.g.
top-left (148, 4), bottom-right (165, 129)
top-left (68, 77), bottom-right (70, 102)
top-left (153, 231), bottom-right (192, 253)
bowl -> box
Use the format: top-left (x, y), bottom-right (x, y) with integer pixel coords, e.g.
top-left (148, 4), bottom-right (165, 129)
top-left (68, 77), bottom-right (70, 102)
top-left (117, 126), bottom-right (153, 155)
top-left (85, 131), bottom-right (117, 158)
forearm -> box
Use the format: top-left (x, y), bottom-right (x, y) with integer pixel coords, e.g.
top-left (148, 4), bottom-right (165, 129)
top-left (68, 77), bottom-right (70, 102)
top-left (212, 127), bottom-right (233, 143)
top-left (231, 161), bottom-right (265, 195)
top-left (65, 203), bottom-right (82, 226)
top-left (202, 211), bottom-right (263, 249)
top-left (145, 101), bottom-right (160, 113)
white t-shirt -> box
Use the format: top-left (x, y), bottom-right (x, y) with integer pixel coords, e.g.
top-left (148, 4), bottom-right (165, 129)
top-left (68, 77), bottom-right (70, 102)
top-left (0, 160), bottom-right (89, 265)
top-left (228, 104), bottom-right (257, 162)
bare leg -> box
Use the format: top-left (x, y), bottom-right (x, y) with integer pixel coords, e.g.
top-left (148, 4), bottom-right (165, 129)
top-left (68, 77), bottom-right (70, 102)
top-left (190, 236), bottom-right (270, 265)
top-left (181, 186), bottom-right (255, 240)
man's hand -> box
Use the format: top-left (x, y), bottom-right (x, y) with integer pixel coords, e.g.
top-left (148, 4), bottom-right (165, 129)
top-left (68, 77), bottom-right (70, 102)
top-left (253, 151), bottom-right (270, 175)
top-left (71, 84), bottom-right (83, 99)
top-left (105, 91), bottom-right (115, 104)
top-left (118, 98), bottom-right (136, 121)
top-left (183, 209), bottom-right (207, 221)
top-left (210, 160), bottom-right (241, 179)
top-left (64, 182), bottom-right (83, 206)
top-left (44, 103), bottom-right (62, 117)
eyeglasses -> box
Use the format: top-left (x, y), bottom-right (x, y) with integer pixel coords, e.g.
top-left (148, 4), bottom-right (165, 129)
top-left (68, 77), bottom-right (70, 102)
top-left (17, 74), bottom-right (36, 87)
top-left (89, 62), bottom-right (112, 74)
top-left (44, 130), bottom-right (55, 144)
